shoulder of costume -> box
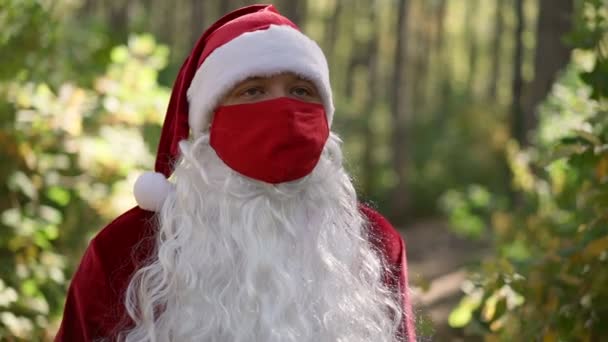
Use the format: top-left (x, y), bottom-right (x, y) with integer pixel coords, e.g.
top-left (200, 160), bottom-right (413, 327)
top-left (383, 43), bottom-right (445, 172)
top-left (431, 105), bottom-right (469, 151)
top-left (358, 202), bottom-right (404, 267)
top-left (56, 207), bottom-right (156, 340)
top-left (92, 206), bottom-right (156, 245)
top-left (87, 206), bottom-right (157, 282)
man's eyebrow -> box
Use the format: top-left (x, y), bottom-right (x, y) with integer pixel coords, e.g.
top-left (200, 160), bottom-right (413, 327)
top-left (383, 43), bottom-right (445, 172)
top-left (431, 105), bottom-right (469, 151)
top-left (232, 77), bottom-right (264, 90)
top-left (243, 76), bottom-right (264, 81)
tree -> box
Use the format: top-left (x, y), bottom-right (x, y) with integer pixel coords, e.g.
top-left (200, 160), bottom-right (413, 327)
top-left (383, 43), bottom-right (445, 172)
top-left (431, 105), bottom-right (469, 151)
top-left (277, 0), bottom-right (307, 27)
top-left (465, 0), bottom-right (480, 97)
top-left (389, 0), bottom-right (411, 221)
top-left (523, 0), bottom-right (574, 138)
top-left (511, 0), bottom-right (526, 145)
top-left (488, 0), bottom-right (506, 100)
top-left (361, 0), bottom-right (381, 198)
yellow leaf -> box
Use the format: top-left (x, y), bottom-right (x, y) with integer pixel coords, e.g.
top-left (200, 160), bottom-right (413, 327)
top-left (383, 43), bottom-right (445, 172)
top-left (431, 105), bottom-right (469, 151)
top-left (559, 273), bottom-right (582, 286)
top-left (482, 293), bottom-right (498, 322)
top-left (596, 156), bottom-right (608, 182)
top-left (543, 330), bottom-right (557, 342)
top-left (544, 292), bottom-right (559, 312)
top-left (491, 212), bottom-right (512, 236)
top-left (484, 334), bottom-right (501, 342)
top-left (583, 236), bottom-right (608, 259)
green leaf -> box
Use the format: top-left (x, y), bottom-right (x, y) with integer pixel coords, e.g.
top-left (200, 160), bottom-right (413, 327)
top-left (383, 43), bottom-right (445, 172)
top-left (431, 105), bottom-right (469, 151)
top-left (468, 184), bottom-right (491, 208)
top-left (130, 34), bottom-right (156, 56)
top-left (449, 295), bottom-right (482, 328)
top-left (502, 240), bottom-right (531, 262)
top-left (550, 143), bottom-right (589, 162)
top-left (493, 297), bottom-right (508, 322)
top-left (33, 230), bottom-right (51, 249)
top-left (42, 225), bottom-right (58, 241)
top-left (448, 304), bottom-right (474, 328)
top-left (8, 171), bottom-right (37, 199)
top-left (1, 208), bottom-right (21, 227)
top-left (581, 59), bottom-right (608, 100)
top-left (39, 205), bottom-right (62, 224)
top-left (45, 186), bottom-right (71, 206)
top-left (572, 129), bottom-right (602, 146)
top-left (20, 279), bottom-right (38, 297)
top-left (110, 46), bottom-right (129, 64)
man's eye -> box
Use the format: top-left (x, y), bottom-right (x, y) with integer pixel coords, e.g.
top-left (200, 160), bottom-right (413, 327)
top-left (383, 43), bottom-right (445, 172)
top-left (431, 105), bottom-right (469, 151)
top-left (240, 87), bottom-right (263, 97)
top-left (291, 87), bottom-right (312, 97)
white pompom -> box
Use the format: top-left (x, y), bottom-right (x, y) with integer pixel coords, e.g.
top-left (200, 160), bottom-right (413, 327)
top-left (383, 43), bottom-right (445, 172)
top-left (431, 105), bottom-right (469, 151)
top-left (133, 171), bottom-right (173, 211)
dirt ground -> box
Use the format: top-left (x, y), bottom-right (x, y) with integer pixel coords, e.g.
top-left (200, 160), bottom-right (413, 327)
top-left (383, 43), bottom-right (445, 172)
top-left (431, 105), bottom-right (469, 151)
top-left (399, 219), bottom-right (490, 341)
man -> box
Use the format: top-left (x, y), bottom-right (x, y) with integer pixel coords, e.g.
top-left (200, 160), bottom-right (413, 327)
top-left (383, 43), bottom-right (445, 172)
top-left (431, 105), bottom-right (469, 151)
top-left (56, 5), bottom-right (416, 342)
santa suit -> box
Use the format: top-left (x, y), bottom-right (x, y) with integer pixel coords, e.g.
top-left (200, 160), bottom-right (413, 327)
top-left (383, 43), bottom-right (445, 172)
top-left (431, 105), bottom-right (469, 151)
top-left (55, 5), bottom-right (416, 341)
top-left (55, 205), bottom-right (415, 341)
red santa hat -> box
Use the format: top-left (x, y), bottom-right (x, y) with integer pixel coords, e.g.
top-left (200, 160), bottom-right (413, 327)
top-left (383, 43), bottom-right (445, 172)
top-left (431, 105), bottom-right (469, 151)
top-left (134, 4), bottom-right (334, 211)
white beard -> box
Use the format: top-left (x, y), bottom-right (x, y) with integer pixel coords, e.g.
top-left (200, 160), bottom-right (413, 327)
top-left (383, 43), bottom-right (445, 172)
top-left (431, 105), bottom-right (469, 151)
top-left (120, 133), bottom-right (404, 342)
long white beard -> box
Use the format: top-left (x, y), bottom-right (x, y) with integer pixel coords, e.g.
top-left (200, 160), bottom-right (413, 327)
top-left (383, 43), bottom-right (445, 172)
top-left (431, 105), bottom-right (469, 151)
top-left (120, 133), bottom-right (404, 342)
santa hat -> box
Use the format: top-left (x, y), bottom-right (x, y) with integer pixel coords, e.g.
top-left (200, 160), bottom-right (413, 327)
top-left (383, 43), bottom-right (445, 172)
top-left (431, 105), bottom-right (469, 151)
top-left (134, 4), bottom-right (334, 211)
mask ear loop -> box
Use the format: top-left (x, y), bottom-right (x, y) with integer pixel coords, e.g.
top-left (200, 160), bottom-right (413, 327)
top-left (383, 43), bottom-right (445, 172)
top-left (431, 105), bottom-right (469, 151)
top-left (179, 135), bottom-right (211, 186)
top-left (324, 133), bottom-right (343, 166)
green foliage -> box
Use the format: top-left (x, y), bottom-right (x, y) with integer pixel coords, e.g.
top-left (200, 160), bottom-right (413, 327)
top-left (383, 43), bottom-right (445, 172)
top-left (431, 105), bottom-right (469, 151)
top-left (0, 0), bottom-right (114, 88)
top-left (445, 2), bottom-right (608, 339)
top-left (354, 91), bottom-right (512, 219)
top-left (567, 0), bottom-right (608, 100)
top-left (405, 96), bottom-right (511, 218)
top-left (439, 184), bottom-right (498, 240)
top-left (0, 4), bottom-right (168, 336)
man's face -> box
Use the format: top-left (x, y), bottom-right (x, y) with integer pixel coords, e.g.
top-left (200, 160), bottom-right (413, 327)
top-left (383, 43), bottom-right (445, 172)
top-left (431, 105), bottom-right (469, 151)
top-left (219, 72), bottom-right (322, 106)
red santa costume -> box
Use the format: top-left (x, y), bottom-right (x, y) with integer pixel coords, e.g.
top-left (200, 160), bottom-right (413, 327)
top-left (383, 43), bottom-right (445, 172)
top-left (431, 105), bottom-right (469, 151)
top-left (55, 4), bottom-right (416, 342)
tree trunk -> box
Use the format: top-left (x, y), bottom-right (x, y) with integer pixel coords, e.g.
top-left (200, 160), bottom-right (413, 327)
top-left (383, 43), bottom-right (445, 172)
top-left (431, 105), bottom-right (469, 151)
top-left (465, 0), bottom-right (480, 97)
top-left (361, 0), bottom-right (380, 198)
top-left (190, 0), bottom-right (206, 49)
top-left (410, 2), bottom-right (432, 113)
top-left (511, 0), bottom-right (525, 145)
top-left (433, 0), bottom-right (447, 54)
top-left (150, 0), bottom-right (176, 61)
top-left (433, 0), bottom-right (451, 121)
top-left (390, 0), bottom-right (410, 223)
top-left (488, 0), bottom-right (505, 100)
top-left (522, 0), bottom-right (574, 137)
top-left (344, 2), bottom-right (362, 100)
top-left (324, 0), bottom-right (343, 59)
top-left (279, 0), bottom-right (307, 27)
top-left (81, 0), bottom-right (97, 17)
top-left (218, 0), bottom-right (233, 17)
top-left (108, 1), bottom-right (129, 42)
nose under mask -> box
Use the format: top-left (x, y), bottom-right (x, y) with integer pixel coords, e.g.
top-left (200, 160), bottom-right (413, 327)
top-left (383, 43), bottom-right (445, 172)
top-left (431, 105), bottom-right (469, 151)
top-left (209, 97), bottom-right (329, 184)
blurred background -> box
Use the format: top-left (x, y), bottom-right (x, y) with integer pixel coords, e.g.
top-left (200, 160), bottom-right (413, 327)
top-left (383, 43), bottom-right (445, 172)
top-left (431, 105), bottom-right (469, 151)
top-left (1, 0), bottom-right (607, 340)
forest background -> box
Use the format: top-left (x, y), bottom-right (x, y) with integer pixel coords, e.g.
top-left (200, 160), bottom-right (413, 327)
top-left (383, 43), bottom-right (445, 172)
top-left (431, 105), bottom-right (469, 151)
top-left (1, 0), bottom-right (607, 340)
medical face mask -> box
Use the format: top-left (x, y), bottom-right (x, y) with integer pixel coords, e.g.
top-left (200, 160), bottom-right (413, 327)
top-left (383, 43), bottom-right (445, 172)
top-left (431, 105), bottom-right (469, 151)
top-left (210, 97), bottom-right (329, 184)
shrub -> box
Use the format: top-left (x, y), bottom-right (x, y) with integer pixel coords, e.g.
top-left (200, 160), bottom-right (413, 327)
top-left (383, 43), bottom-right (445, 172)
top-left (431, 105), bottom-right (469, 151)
top-left (444, 1), bottom-right (608, 339)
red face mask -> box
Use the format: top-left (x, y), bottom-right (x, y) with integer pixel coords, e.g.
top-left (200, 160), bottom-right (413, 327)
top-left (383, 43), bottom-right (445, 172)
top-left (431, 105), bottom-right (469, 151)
top-left (209, 97), bottom-right (329, 184)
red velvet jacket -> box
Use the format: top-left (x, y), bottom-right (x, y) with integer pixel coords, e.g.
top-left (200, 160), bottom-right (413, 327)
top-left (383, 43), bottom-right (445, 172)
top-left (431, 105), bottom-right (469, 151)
top-left (55, 205), bottom-right (416, 341)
